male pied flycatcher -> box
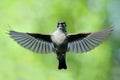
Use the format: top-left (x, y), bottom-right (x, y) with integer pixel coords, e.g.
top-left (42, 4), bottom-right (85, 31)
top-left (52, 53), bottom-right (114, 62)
top-left (9, 21), bottom-right (113, 69)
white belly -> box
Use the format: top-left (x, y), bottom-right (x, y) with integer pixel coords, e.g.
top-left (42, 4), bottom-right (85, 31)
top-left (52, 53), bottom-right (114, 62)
top-left (51, 30), bottom-right (66, 45)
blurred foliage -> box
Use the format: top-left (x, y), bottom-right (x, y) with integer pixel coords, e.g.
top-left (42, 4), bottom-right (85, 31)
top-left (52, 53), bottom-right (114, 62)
top-left (0, 0), bottom-right (118, 80)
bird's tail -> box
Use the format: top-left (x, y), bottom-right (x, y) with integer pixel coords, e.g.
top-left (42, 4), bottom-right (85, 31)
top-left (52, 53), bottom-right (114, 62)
top-left (57, 53), bottom-right (67, 70)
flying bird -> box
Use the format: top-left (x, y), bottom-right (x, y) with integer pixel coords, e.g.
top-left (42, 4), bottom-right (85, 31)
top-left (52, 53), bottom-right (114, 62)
top-left (9, 21), bottom-right (113, 69)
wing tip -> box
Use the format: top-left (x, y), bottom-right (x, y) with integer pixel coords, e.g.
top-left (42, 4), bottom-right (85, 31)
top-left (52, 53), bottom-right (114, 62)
top-left (8, 30), bottom-right (15, 35)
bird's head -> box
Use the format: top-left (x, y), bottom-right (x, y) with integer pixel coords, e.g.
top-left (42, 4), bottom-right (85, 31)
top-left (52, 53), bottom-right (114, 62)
top-left (57, 21), bottom-right (66, 32)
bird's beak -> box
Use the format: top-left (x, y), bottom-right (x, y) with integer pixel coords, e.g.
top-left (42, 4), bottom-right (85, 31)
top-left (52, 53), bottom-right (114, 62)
top-left (59, 26), bottom-right (63, 29)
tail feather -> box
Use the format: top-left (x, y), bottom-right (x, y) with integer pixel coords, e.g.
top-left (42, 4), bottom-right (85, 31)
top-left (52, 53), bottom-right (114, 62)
top-left (57, 54), bottom-right (67, 70)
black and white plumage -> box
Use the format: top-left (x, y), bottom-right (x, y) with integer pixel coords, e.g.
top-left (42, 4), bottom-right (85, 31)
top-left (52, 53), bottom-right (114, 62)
top-left (10, 31), bottom-right (54, 53)
top-left (9, 21), bottom-right (113, 69)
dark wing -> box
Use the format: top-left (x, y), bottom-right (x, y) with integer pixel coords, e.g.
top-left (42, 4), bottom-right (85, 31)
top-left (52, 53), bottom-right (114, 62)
top-left (67, 27), bottom-right (113, 53)
top-left (9, 30), bottom-right (54, 53)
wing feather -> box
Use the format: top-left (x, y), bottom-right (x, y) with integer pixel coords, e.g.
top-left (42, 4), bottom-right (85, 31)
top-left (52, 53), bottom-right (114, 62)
top-left (9, 31), bottom-right (54, 53)
top-left (67, 27), bottom-right (113, 53)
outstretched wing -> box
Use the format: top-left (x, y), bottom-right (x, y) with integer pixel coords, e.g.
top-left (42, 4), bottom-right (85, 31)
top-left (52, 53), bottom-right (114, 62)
top-left (67, 27), bottom-right (113, 53)
top-left (9, 31), bottom-right (54, 53)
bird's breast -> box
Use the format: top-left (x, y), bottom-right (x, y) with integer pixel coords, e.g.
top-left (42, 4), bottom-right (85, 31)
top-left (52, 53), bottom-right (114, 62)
top-left (51, 31), bottom-right (67, 45)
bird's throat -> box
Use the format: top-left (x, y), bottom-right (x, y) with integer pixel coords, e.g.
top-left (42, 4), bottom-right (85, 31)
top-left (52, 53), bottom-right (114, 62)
top-left (51, 30), bottom-right (67, 45)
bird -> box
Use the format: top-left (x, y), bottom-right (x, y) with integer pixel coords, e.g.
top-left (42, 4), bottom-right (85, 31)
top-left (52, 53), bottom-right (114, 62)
top-left (8, 21), bottom-right (113, 70)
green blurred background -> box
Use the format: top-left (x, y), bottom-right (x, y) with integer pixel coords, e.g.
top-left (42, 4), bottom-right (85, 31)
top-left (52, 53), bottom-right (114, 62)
top-left (0, 0), bottom-right (120, 80)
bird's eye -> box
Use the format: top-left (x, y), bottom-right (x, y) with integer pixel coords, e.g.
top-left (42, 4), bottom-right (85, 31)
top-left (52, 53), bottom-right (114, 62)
top-left (58, 23), bottom-right (60, 25)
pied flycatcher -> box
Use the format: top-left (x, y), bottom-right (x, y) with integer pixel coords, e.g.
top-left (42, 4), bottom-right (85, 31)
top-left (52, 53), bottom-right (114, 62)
top-left (9, 21), bottom-right (113, 69)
